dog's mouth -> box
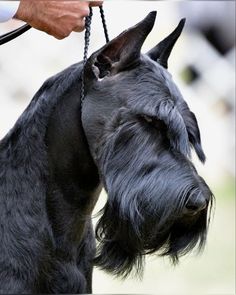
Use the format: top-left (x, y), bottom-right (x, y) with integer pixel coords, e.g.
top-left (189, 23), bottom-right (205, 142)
top-left (95, 181), bottom-right (214, 277)
top-left (183, 209), bottom-right (198, 216)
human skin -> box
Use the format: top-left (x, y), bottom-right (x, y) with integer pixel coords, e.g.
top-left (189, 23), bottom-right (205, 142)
top-left (15, 1), bottom-right (103, 39)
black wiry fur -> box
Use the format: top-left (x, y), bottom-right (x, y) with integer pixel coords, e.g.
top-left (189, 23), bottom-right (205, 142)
top-left (0, 64), bottom-right (98, 293)
top-left (0, 12), bottom-right (213, 293)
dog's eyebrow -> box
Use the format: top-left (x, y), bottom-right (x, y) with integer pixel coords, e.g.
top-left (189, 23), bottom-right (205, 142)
top-left (156, 99), bottom-right (191, 157)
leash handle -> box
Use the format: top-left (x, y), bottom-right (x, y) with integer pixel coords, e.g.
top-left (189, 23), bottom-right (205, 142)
top-left (0, 23), bottom-right (31, 46)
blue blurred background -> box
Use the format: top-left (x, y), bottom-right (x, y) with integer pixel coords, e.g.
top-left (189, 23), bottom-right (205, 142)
top-left (0, 1), bottom-right (235, 294)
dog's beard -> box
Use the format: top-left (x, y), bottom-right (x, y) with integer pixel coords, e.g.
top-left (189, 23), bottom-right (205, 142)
top-left (94, 115), bottom-right (213, 278)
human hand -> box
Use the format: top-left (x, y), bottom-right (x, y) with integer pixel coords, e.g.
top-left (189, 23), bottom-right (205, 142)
top-left (15, 1), bottom-right (103, 39)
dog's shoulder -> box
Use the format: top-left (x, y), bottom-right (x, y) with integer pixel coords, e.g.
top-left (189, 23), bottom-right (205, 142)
top-left (34, 61), bottom-right (83, 103)
top-left (0, 62), bottom-right (83, 144)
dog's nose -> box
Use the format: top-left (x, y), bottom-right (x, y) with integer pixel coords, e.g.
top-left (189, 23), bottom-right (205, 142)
top-left (184, 193), bottom-right (207, 215)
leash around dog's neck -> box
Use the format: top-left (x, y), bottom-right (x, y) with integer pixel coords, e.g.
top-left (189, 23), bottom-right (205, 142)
top-left (80, 6), bottom-right (109, 108)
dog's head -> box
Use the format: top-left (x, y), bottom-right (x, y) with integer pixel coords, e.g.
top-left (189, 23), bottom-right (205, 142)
top-left (82, 12), bottom-right (214, 277)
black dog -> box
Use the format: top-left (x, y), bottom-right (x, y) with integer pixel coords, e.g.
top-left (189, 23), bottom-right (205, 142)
top-left (0, 12), bottom-right (213, 294)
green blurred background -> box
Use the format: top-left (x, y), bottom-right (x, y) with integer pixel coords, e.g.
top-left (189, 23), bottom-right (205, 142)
top-left (0, 1), bottom-right (235, 294)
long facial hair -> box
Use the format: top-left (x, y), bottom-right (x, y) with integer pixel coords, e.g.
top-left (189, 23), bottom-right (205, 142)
top-left (94, 108), bottom-right (213, 278)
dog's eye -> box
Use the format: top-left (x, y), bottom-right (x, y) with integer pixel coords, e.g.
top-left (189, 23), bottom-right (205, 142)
top-left (142, 115), bottom-right (153, 123)
top-left (140, 115), bottom-right (167, 131)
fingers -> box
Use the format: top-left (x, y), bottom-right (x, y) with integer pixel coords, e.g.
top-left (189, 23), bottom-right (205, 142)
top-left (16, 0), bottom-right (104, 39)
top-left (73, 18), bottom-right (86, 33)
top-left (72, 1), bottom-right (103, 33)
top-left (47, 1), bottom-right (104, 37)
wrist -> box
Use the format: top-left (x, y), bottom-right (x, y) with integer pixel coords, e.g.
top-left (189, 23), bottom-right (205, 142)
top-left (14, 0), bottom-right (33, 23)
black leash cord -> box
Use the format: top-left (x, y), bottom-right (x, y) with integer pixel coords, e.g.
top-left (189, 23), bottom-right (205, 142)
top-left (80, 7), bottom-right (93, 107)
top-left (0, 23), bottom-right (31, 46)
top-left (81, 6), bottom-right (109, 107)
top-left (99, 6), bottom-right (109, 43)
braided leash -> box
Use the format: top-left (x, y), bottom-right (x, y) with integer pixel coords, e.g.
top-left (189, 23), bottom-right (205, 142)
top-left (99, 6), bottom-right (109, 44)
top-left (81, 6), bottom-right (109, 107)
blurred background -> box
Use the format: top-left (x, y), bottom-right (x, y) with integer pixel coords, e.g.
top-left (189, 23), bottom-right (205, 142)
top-left (0, 1), bottom-right (235, 294)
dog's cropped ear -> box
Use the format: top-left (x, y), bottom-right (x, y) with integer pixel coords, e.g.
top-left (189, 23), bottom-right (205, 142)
top-left (90, 11), bottom-right (156, 79)
top-left (147, 19), bottom-right (185, 69)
